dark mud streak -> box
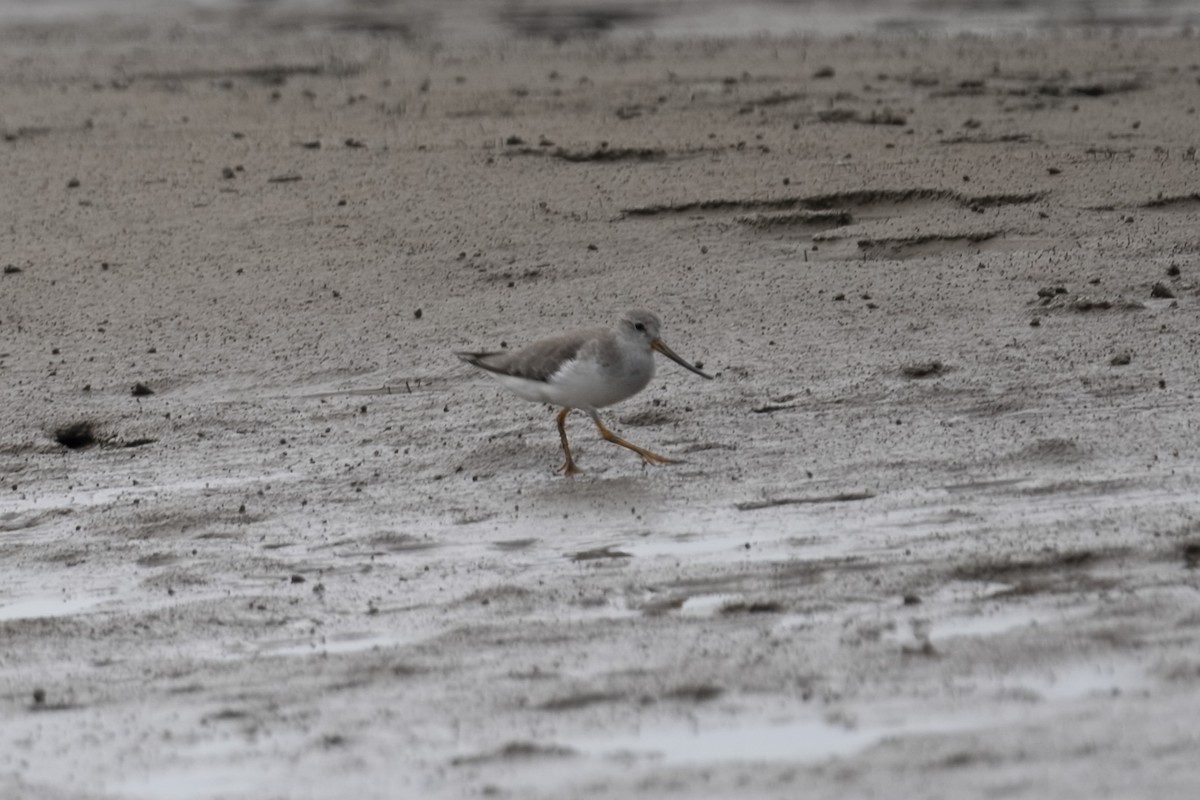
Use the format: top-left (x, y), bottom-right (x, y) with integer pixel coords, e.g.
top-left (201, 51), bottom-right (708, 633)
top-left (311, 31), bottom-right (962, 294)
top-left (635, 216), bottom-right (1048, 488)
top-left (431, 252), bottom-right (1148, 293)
top-left (720, 600), bottom-right (784, 615)
top-left (953, 547), bottom-right (1125, 583)
top-left (499, 6), bottom-right (653, 38)
top-left (623, 189), bottom-right (1047, 217)
top-left (735, 210), bottom-right (853, 228)
top-left (131, 63), bottom-right (357, 84)
top-left (930, 76), bottom-right (1143, 99)
top-left (450, 741), bottom-right (577, 766)
top-left (620, 409), bottom-right (679, 427)
top-left (492, 538), bottom-right (538, 551)
top-left (858, 232), bottom-right (999, 249)
top-left (751, 403), bottom-right (801, 413)
top-left (949, 548), bottom-right (1131, 600)
top-left (1054, 79), bottom-right (1144, 97)
top-left (939, 133), bottom-right (1036, 144)
top-left (1037, 296), bottom-right (1145, 313)
top-left (3, 126), bottom-right (54, 142)
top-left (736, 491), bottom-right (875, 511)
top-left (1140, 193), bottom-right (1200, 209)
top-left (504, 145), bottom-right (709, 163)
top-left (745, 91), bottom-right (806, 109)
top-left (665, 684), bottom-right (724, 702)
top-left (1017, 479), bottom-right (1135, 497)
top-left (900, 361), bottom-right (948, 379)
top-left (816, 108), bottom-right (907, 125)
top-left (1007, 437), bottom-right (1088, 464)
top-left (570, 546), bottom-right (632, 561)
top-left (367, 533), bottom-right (440, 553)
top-left (538, 691), bottom-right (624, 711)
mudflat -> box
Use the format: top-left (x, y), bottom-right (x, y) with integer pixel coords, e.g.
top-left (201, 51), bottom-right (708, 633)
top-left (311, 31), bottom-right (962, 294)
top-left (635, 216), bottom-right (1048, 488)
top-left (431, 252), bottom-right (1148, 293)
top-left (2, 6), bottom-right (1200, 798)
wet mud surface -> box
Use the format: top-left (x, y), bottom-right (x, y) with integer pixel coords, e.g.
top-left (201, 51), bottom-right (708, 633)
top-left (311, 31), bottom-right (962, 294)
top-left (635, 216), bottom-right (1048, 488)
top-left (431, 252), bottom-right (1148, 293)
top-left (2, 6), bottom-right (1200, 798)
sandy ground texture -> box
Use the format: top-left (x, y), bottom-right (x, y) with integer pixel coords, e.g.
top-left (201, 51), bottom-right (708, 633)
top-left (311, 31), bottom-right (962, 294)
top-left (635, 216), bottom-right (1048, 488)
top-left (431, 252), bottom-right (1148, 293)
top-left (3, 3), bottom-right (1200, 799)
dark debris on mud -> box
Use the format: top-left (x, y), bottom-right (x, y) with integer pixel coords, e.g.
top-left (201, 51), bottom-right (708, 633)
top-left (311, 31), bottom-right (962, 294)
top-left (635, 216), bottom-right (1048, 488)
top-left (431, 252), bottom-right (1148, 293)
top-left (54, 421), bottom-right (98, 450)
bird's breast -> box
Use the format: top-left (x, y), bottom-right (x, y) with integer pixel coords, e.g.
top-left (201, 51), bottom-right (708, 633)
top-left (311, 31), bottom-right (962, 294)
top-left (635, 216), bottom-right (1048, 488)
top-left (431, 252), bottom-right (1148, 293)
top-left (545, 350), bottom-right (654, 410)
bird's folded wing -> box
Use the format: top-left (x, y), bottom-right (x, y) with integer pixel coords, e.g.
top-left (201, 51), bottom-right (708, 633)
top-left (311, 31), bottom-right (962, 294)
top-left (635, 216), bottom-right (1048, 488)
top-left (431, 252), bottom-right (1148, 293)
top-left (456, 332), bottom-right (597, 383)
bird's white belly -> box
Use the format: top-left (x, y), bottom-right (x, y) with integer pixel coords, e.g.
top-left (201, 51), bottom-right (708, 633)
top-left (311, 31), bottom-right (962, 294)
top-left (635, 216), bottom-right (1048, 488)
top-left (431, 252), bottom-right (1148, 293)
top-left (493, 355), bottom-right (653, 411)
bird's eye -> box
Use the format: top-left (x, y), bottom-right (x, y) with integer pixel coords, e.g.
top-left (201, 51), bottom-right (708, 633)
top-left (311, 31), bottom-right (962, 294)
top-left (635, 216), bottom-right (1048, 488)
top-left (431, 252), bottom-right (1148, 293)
top-left (634, 322), bottom-right (646, 332)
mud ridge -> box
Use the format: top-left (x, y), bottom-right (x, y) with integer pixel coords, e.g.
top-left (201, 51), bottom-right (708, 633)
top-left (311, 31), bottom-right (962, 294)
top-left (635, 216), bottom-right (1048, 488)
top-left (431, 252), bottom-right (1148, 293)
top-left (736, 491), bottom-right (875, 511)
top-left (450, 741), bottom-right (576, 766)
top-left (816, 108), bottom-right (907, 125)
top-left (1140, 193), bottom-right (1200, 209)
top-left (857, 231), bottom-right (1000, 250)
top-left (952, 547), bottom-right (1113, 582)
top-left (504, 145), bottom-right (708, 163)
top-left (735, 210), bottom-right (853, 229)
top-left (499, 6), bottom-right (653, 39)
top-left (131, 63), bottom-right (357, 85)
top-left (623, 188), bottom-right (1046, 217)
top-left (1036, 295), bottom-right (1146, 313)
top-left (939, 133), bottom-right (1036, 145)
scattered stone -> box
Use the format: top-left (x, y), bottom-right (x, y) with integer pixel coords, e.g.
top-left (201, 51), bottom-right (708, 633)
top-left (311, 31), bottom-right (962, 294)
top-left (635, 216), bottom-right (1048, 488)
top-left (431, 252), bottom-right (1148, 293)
top-left (221, 166), bottom-right (235, 179)
top-left (3, 264), bottom-right (21, 274)
top-left (414, 308), bottom-right (423, 319)
top-left (67, 178), bottom-right (80, 188)
top-left (1150, 282), bottom-right (1175, 298)
top-left (290, 574), bottom-right (306, 583)
top-left (813, 66), bottom-right (835, 78)
top-left (131, 382), bottom-right (154, 396)
top-left (1167, 263), bottom-right (1181, 277)
top-left (344, 138), bottom-right (366, 148)
top-left (1110, 353), bottom-right (1132, 366)
top-left (1037, 286), bottom-right (1067, 298)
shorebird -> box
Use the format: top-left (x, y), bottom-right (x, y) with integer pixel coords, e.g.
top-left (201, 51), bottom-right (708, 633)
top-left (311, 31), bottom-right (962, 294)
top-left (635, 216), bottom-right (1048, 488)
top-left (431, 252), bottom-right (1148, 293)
top-left (456, 310), bottom-right (713, 475)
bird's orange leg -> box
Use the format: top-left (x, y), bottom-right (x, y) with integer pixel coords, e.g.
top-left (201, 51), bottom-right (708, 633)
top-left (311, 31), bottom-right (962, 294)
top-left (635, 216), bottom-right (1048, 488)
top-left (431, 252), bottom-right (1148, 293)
top-left (589, 413), bottom-right (677, 466)
top-left (556, 407), bottom-right (581, 476)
